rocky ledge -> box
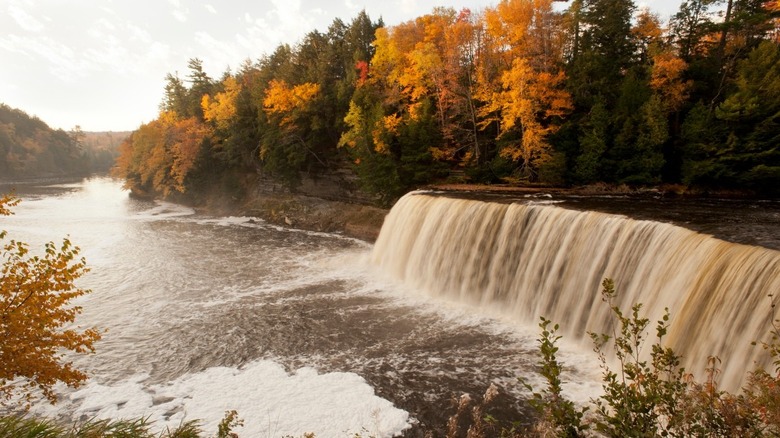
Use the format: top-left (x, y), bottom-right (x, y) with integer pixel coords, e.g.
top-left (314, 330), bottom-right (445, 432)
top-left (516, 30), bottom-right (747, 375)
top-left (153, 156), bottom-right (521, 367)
top-left (236, 193), bottom-right (388, 242)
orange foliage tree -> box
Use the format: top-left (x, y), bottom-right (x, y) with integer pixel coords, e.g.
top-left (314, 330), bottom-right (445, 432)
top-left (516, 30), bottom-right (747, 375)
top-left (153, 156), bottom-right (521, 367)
top-left (478, 0), bottom-right (572, 179)
top-left (650, 52), bottom-right (693, 112)
top-left (202, 76), bottom-right (240, 132)
top-left (262, 79), bottom-right (321, 126)
top-left (170, 117), bottom-right (212, 192)
top-left (114, 112), bottom-right (212, 196)
top-left (0, 194), bottom-right (101, 408)
top-left (495, 60), bottom-right (572, 174)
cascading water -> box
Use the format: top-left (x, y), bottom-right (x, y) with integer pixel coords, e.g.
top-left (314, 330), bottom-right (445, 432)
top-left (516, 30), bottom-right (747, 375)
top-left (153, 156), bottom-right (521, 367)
top-left (371, 192), bottom-right (780, 391)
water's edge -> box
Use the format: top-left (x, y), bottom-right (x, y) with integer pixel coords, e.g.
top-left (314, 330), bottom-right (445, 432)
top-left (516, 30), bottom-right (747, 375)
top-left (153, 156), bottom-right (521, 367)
top-left (148, 180), bottom-right (389, 242)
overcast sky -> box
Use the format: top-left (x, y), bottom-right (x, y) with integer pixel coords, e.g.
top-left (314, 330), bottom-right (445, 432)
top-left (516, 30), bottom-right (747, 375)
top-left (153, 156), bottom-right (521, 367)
top-left (1, 0), bottom-right (683, 132)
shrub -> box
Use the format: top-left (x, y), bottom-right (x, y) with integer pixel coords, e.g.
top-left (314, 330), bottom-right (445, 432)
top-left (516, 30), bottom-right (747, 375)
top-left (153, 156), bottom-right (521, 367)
top-left (522, 278), bottom-right (780, 437)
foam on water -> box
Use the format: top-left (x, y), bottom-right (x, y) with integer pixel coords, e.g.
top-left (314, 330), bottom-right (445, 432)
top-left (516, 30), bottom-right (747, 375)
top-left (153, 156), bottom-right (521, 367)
top-left (190, 216), bottom-right (373, 247)
top-left (34, 360), bottom-right (410, 437)
top-left (11, 178), bottom-right (610, 433)
top-left (313, 250), bottom-right (605, 404)
top-left (133, 201), bottom-right (195, 220)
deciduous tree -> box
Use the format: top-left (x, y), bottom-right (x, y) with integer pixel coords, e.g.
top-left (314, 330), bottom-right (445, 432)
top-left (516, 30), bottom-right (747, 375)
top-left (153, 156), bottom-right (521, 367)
top-left (0, 195), bottom-right (101, 408)
top-left (495, 59), bottom-right (572, 177)
top-left (202, 76), bottom-right (240, 131)
top-left (476, 0), bottom-right (572, 180)
top-left (169, 117), bottom-right (212, 192)
top-left (650, 53), bottom-right (693, 113)
top-left (260, 79), bottom-right (324, 182)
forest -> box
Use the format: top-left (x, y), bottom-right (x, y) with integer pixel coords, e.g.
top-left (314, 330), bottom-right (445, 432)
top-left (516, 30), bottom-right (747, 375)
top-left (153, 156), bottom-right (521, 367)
top-left (114, 0), bottom-right (780, 204)
top-left (0, 104), bottom-right (124, 179)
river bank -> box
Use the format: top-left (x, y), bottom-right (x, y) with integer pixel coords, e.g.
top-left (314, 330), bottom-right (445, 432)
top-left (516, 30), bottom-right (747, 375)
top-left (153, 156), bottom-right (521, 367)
top-left (137, 172), bottom-right (390, 242)
top-left (234, 193), bottom-right (388, 242)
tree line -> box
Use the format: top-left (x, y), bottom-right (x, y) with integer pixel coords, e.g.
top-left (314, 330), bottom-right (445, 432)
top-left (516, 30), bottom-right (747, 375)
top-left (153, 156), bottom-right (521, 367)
top-left (0, 104), bottom-right (124, 179)
top-left (0, 104), bottom-right (88, 178)
top-left (114, 0), bottom-right (780, 203)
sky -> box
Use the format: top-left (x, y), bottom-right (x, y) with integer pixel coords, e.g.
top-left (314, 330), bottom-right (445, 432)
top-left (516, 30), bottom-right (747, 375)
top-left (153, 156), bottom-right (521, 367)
top-left (1, 0), bottom-right (683, 132)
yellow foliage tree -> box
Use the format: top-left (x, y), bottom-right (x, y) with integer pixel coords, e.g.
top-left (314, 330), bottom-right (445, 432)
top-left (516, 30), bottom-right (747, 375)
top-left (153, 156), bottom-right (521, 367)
top-left (262, 79), bottom-right (321, 127)
top-left (0, 194), bottom-right (101, 408)
top-left (339, 101), bottom-right (396, 155)
top-left (370, 27), bottom-right (406, 94)
top-left (497, 58), bottom-right (572, 174)
top-left (202, 76), bottom-right (240, 131)
top-left (261, 79), bottom-right (322, 166)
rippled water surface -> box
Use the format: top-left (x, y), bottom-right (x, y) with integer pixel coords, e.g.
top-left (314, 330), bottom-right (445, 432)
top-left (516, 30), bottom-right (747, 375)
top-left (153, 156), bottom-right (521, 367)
top-left (2, 177), bottom-right (605, 437)
top-left (9, 178), bottom-right (775, 436)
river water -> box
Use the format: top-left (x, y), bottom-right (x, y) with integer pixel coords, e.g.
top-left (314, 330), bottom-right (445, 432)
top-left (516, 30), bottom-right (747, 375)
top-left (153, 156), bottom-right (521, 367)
top-left (1, 177), bottom-right (600, 437)
top-left (3, 177), bottom-right (778, 437)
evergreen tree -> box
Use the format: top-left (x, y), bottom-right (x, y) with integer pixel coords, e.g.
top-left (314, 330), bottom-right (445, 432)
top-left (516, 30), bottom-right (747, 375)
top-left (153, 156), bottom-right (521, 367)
top-left (160, 73), bottom-right (189, 116)
top-left (569, 0), bottom-right (637, 106)
top-left (714, 41), bottom-right (780, 193)
top-left (573, 99), bottom-right (609, 183)
top-left (186, 58), bottom-right (214, 121)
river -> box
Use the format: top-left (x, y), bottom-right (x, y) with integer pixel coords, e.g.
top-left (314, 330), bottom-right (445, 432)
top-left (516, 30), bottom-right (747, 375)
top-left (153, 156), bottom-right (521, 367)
top-left (1, 177), bottom-right (596, 437)
top-left (2, 177), bottom-right (778, 437)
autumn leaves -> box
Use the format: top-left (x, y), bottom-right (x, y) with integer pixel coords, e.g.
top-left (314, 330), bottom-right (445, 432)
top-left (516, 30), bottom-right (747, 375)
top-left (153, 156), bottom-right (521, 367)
top-left (113, 0), bottom-right (780, 201)
top-left (0, 195), bottom-right (101, 408)
top-left (336, 3), bottom-right (576, 197)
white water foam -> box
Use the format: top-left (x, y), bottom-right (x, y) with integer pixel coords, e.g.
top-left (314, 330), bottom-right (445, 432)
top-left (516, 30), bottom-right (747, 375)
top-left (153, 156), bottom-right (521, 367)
top-left (315, 251), bottom-right (605, 407)
top-left (191, 216), bottom-right (373, 246)
top-left (36, 360), bottom-right (410, 437)
top-left (133, 201), bottom-right (196, 220)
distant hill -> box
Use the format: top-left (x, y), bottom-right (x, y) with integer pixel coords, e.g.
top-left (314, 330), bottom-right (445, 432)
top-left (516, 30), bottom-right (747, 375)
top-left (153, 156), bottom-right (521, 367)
top-left (80, 130), bottom-right (130, 173)
top-left (0, 104), bottom-right (128, 179)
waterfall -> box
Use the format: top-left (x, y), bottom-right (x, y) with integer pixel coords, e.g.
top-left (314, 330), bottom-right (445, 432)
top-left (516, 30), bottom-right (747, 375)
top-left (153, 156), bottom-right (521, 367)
top-left (370, 192), bottom-right (780, 391)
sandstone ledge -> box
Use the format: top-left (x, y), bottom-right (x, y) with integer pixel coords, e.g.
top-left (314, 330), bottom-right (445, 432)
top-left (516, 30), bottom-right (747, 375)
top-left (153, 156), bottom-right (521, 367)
top-left (238, 194), bottom-right (388, 242)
